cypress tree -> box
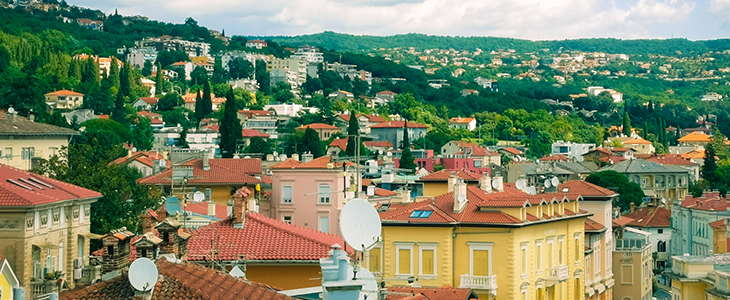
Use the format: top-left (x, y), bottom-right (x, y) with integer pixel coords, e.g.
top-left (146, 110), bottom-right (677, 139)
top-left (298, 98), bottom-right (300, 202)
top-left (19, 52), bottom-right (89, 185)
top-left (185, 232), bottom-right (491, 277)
top-left (301, 127), bottom-right (324, 158)
top-left (622, 113), bottom-right (631, 137)
top-left (109, 58), bottom-right (120, 90)
top-left (194, 90), bottom-right (203, 126)
top-left (676, 127), bottom-right (681, 146)
top-left (202, 79), bottom-right (213, 117)
top-left (643, 122), bottom-right (648, 139)
top-left (112, 92), bottom-right (126, 125)
top-left (120, 60), bottom-right (131, 96)
top-left (177, 125), bottom-right (190, 148)
top-left (704, 145), bottom-right (718, 187)
top-left (219, 87), bottom-right (242, 158)
top-left (154, 63), bottom-right (164, 96)
top-left (345, 112), bottom-right (359, 157)
top-left (399, 121), bottom-right (417, 173)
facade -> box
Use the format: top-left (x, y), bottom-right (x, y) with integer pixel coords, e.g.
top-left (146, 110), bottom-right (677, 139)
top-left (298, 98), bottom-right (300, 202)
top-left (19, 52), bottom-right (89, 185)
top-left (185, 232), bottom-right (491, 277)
top-left (612, 227), bottom-right (653, 300)
top-left (296, 123), bottom-right (341, 141)
top-left (110, 151), bottom-right (167, 177)
top-left (416, 169), bottom-right (485, 197)
top-left (662, 253), bottom-right (730, 300)
top-left (263, 103), bottom-right (318, 117)
top-left (0, 254), bottom-right (20, 300)
top-left (370, 121), bottom-right (428, 151)
top-left (0, 164), bottom-right (101, 299)
top-left (598, 158), bottom-right (690, 201)
top-left (0, 110), bottom-right (78, 170)
top-left (269, 156), bottom-right (354, 234)
top-left (132, 97), bottom-right (159, 111)
top-left (623, 204), bottom-right (673, 269)
top-left (134, 36), bottom-right (210, 57)
top-left (334, 114), bottom-right (386, 135)
top-left (290, 46), bottom-right (324, 63)
top-left (240, 129), bottom-right (269, 148)
top-left (551, 141), bottom-right (595, 162)
top-left (671, 192), bottom-right (730, 257)
top-left (617, 137), bottom-right (655, 155)
top-left (449, 117), bottom-right (477, 131)
top-left (44, 90), bottom-right (84, 110)
top-left (376, 178), bottom-right (589, 300)
top-left (238, 110), bottom-right (278, 139)
top-left (647, 155), bottom-right (700, 182)
top-left (153, 127), bottom-right (220, 156)
top-left (267, 58), bottom-right (307, 88)
top-left (506, 160), bottom-right (598, 185)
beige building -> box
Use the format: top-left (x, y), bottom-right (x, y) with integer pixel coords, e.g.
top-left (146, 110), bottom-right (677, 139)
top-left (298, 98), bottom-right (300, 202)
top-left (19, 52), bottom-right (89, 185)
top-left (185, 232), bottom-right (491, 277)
top-left (612, 227), bottom-right (653, 300)
top-left (44, 90), bottom-right (84, 110)
top-left (662, 253), bottom-right (730, 300)
top-left (0, 164), bottom-right (101, 299)
top-left (0, 110), bottom-right (78, 170)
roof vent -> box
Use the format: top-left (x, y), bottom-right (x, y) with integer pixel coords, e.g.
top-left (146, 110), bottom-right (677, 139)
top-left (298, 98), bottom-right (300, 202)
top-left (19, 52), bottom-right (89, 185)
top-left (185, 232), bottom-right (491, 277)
top-left (562, 188), bottom-right (569, 193)
top-left (18, 178), bottom-right (43, 190)
top-left (7, 179), bottom-right (33, 190)
top-left (28, 177), bottom-right (54, 189)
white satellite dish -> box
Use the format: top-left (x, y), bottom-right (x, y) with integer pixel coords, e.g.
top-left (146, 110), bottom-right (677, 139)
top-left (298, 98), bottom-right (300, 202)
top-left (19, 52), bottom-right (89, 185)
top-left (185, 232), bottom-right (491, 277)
top-left (128, 258), bottom-right (159, 292)
top-left (544, 179), bottom-right (551, 188)
top-left (457, 193), bottom-right (467, 203)
top-left (526, 186), bottom-right (537, 195)
top-left (273, 151), bottom-right (279, 157)
top-left (159, 159), bottom-right (167, 167)
top-left (347, 266), bottom-right (379, 300)
top-left (191, 191), bottom-right (205, 203)
top-left (551, 176), bottom-right (559, 187)
top-left (492, 180), bottom-right (500, 190)
top-left (7, 107), bottom-right (15, 114)
top-left (516, 179), bottom-right (526, 190)
top-left (387, 151), bottom-right (392, 157)
top-left (339, 199), bottom-right (381, 252)
top-left (132, 147), bottom-right (137, 153)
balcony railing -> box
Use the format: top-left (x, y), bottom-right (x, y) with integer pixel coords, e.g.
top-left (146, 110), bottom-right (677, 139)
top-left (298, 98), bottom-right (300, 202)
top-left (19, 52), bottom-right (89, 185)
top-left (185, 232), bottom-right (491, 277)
top-left (459, 274), bottom-right (498, 293)
top-left (546, 265), bottom-right (570, 282)
top-left (615, 239), bottom-right (650, 251)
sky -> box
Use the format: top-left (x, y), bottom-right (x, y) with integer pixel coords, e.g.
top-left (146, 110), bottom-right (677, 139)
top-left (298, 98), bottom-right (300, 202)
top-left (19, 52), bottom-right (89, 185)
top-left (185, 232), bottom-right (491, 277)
top-left (68, 0), bottom-right (730, 40)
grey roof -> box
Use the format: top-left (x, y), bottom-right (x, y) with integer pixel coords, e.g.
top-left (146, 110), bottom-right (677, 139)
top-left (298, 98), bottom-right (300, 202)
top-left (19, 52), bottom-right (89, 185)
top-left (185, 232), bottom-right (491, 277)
top-left (598, 158), bottom-right (690, 174)
top-left (0, 111), bottom-right (78, 136)
top-left (558, 161), bottom-right (599, 174)
top-left (672, 253), bottom-right (730, 264)
top-left (513, 163), bottom-right (574, 176)
top-left (62, 109), bottom-right (99, 125)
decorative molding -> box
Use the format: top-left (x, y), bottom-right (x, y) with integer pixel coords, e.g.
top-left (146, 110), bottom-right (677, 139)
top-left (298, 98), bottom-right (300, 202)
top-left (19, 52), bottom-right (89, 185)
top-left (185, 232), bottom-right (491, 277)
top-left (0, 220), bottom-right (20, 229)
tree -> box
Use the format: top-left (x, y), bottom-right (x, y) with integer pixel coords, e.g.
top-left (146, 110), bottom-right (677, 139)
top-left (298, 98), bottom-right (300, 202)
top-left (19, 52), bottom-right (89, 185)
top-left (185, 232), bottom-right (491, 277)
top-left (524, 131), bottom-right (552, 158)
top-left (345, 112), bottom-right (360, 157)
top-left (201, 80), bottom-right (213, 117)
top-left (399, 121), bottom-right (417, 172)
top-left (586, 170), bottom-right (645, 212)
top-left (142, 60), bottom-right (153, 77)
top-left (300, 127), bottom-right (324, 158)
top-left (244, 136), bottom-right (271, 155)
top-left (254, 59), bottom-right (270, 93)
top-left (111, 91), bottom-right (126, 125)
top-left (704, 145), bottom-right (718, 186)
top-left (157, 93), bottom-right (183, 112)
top-left (227, 57), bottom-right (254, 79)
top-left (119, 60), bottom-right (131, 97)
top-left (219, 87), bottom-right (242, 158)
top-left (194, 90), bottom-right (203, 126)
top-left (177, 125), bottom-right (190, 148)
top-left (154, 63), bottom-right (164, 96)
top-left (130, 117), bottom-right (154, 151)
top-left (622, 112), bottom-right (631, 136)
top-left (108, 58), bottom-right (120, 90)
top-left (48, 110), bottom-right (69, 128)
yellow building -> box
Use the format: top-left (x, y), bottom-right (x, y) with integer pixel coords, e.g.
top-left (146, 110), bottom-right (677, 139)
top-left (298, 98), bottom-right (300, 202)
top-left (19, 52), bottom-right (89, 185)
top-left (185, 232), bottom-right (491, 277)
top-left (0, 254), bottom-right (20, 300)
top-left (0, 110), bottom-right (77, 171)
top-left (710, 219), bottom-right (730, 254)
top-left (376, 176), bottom-right (589, 300)
top-left (44, 90), bottom-right (84, 110)
top-left (612, 227), bottom-right (653, 300)
top-left (416, 169), bottom-right (483, 197)
top-left (663, 253), bottom-right (730, 300)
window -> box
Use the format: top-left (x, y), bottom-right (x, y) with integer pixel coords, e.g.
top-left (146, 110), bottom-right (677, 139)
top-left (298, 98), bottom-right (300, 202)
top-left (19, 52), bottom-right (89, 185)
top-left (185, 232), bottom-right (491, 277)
top-left (318, 184), bottom-right (330, 204)
top-left (536, 240), bottom-right (543, 273)
top-left (419, 243), bottom-right (437, 277)
top-left (369, 246), bottom-right (382, 273)
top-left (574, 234), bottom-right (581, 264)
top-left (21, 147), bottom-right (35, 160)
top-left (49, 147), bottom-right (58, 156)
top-left (283, 216), bottom-right (292, 224)
top-left (47, 210), bottom-right (52, 229)
top-left (642, 178), bottom-right (647, 187)
top-left (107, 245), bottom-right (114, 257)
top-left (282, 185), bottom-right (292, 203)
top-left (658, 229), bottom-right (663, 234)
top-left (658, 241), bottom-right (667, 252)
top-left (319, 215), bottom-right (329, 233)
top-left (395, 243), bottom-right (414, 276)
top-left (140, 249), bottom-right (148, 258)
top-left (468, 242), bottom-right (494, 276)
top-left (547, 237), bottom-right (554, 268)
top-left (410, 210), bottom-right (433, 218)
top-left (521, 242), bottom-right (528, 277)
top-left (3, 147), bottom-right (11, 159)
top-left (558, 236), bottom-right (564, 265)
top-left (34, 211), bottom-right (40, 232)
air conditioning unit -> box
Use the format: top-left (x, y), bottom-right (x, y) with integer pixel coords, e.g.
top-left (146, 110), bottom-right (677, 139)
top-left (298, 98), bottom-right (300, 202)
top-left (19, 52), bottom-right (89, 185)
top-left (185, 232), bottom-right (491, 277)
top-left (73, 268), bottom-right (83, 280)
top-left (73, 258), bottom-right (83, 268)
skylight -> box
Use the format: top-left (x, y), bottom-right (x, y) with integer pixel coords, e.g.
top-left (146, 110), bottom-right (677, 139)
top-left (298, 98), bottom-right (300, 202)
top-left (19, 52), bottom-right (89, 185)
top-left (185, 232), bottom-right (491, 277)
top-left (7, 179), bottom-right (33, 191)
top-left (410, 210), bottom-right (433, 218)
top-left (28, 177), bottom-right (54, 188)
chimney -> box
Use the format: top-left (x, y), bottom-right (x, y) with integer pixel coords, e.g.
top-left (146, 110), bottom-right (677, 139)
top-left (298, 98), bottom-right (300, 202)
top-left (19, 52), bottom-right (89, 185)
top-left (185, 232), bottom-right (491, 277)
top-left (140, 211), bottom-right (155, 234)
top-left (493, 176), bottom-right (504, 192)
top-left (302, 153), bottom-right (314, 163)
top-left (392, 187), bottom-right (411, 204)
top-left (292, 153), bottom-right (300, 161)
top-left (155, 205), bottom-right (167, 222)
top-left (232, 187), bottom-right (251, 226)
top-left (208, 200), bottom-right (216, 216)
top-left (647, 202), bottom-right (656, 215)
top-left (630, 202), bottom-right (635, 213)
top-left (453, 179), bottom-right (468, 213)
top-left (447, 171), bottom-right (458, 193)
top-left (202, 152), bottom-right (210, 171)
top-left (28, 114), bottom-right (34, 122)
top-left (479, 173), bottom-right (492, 193)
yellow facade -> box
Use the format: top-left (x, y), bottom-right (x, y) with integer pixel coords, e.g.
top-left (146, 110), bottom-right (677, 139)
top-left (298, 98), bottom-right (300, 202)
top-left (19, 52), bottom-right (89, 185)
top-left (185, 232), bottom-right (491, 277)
top-left (1, 136), bottom-right (70, 170)
top-left (0, 259), bottom-right (19, 300)
top-left (171, 184), bottom-right (257, 207)
top-left (379, 213), bottom-right (586, 299)
top-left (245, 265), bottom-right (322, 290)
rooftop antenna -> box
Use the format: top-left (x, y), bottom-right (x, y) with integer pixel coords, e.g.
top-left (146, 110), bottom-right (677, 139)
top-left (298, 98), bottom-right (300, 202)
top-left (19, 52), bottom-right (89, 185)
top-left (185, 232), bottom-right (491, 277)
top-left (339, 199), bottom-right (382, 281)
top-left (128, 258), bottom-right (159, 296)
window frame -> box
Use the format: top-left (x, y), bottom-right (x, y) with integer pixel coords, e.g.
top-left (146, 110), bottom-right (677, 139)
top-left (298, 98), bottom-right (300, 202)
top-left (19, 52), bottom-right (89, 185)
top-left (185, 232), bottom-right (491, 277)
top-left (521, 242), bottom-right (529, 279)
top-left (418, 243), bottom-right (438, 278)
top-left (467, 242), bottom-right (494, 276)
top-left (282, 184), bottom-right (293, 204)
top-left (536, 239), bottom-right (543, 275)
top-left (318, 183), bottom-right (331, 204)
top-left (395, 242), bottom-right (415, 278)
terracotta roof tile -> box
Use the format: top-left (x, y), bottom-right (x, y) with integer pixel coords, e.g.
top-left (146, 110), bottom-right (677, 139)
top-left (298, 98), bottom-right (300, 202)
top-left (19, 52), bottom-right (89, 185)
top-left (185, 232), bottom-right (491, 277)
top-left (241, 129), bottom-right (270, 138)
top-left (329, 138), bottom-right (348, 151)
top-left (45, 89), bottom-right (84, 96)
top-left (137, 159), bottom-right (263, 185)
top-left (386, 286), bottom-right (478, 300)
top-left (364, 141), bottom-right (394, 148)
top-left (647, 155), bottom-right (698, 166)
top-left (539, 154), bottom-right (568, 161)
top-left (188, 213), bottom-right (349, 261)
top-left (296, 123), bottom-right (339, 130)
top-left (449, 117), bottom-right (475, 124)
top-left (623, 206), bottom-right (672, 228)
top-left (710, 219), bottom-right (727, 230)
top-left (558, 180), bottom-right (617, 197)
top-left (0, 164), bottom-right (102, 206)
top-left (501, 147), bottom-right (522, 155)
top-left (612, 216), bottom-right (634, 227)
top-left (585, 218), bottom-right (605, 231)
top-left (139, 97), bottom-right (158, 104)
top-left (270, 156), bottom-right (352, 170)
top-left (419, 169), bottom-right (483, 181)
top-left (370, 121), bottom-right (428, 129)
top-left (678, 131), bottom-right (712, 143)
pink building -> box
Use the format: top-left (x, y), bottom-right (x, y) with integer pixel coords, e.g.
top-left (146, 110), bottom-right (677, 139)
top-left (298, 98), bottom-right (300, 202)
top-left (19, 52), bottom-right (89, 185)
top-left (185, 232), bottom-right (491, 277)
top-left (270, 155), bottom-right (355, 234)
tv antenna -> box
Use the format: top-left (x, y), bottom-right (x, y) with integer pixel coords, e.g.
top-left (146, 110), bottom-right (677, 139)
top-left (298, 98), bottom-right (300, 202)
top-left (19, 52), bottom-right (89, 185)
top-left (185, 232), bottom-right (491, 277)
top-left (128, 258), bottom-right (159, 292)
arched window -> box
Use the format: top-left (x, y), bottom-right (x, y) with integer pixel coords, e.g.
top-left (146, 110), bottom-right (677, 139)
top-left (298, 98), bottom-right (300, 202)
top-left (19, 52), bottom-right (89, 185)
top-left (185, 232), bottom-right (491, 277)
top-left (657, 241), bottom-right (666, 253)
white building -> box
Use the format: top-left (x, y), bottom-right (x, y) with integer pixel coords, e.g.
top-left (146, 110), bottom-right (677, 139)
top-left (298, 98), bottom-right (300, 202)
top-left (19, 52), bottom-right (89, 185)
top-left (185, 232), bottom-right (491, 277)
top-left (290, 46), bottom-right (324, 64)
top-left (551, 141), bottom-right (595, 162)
top-left (587, 86), bottom-right (623, 103)
top-left (267, 58), bottom-right (307, 88)
top-left (263, 103), bottom-right (318, 117)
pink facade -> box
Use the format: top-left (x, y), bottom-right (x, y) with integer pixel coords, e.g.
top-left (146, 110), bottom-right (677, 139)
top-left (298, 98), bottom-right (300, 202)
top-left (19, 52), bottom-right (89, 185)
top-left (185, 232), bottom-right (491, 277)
top-left (270, 157), bottom-right (350, 235)
top-left (439, 157), bottom-right (491, 175)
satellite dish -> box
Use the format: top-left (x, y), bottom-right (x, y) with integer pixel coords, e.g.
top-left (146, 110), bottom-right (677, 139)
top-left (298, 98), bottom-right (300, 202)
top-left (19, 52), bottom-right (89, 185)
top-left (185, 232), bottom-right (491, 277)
top-left (132, 147), bottom-right (137, 153)
top-left (347, 266), bottom-right (379, 300)
top-left (191, 191), bottom-right (205, 203)
top-left (387, 151), bottom-right (392, 157)
top-left (128, 258), bottom-right (159, 292)
top-left (457, 193), bottom-right (467, 203)
top-left (516, 179), bottom-right (526, 190)
top-left (544, 179), bottom-right (551, 188)
top-left (551, 177), bottom-right (559, 187)
top-left (229, 265), bottom-right (245, 278)
top-left (378, 150), bottom-right (383, 155)
top-left (7, 107), bottom-right (15, 114)
top-left (159, 159), bottom-right (167, 167)
top-left (273, 151), bottom-right (279, 157)
top-left (526, 186), bottom-right (537, 195)
top-left (339, 199), bottom-right (381, 252)
top-left (492, 180), bottom-right (499, 190)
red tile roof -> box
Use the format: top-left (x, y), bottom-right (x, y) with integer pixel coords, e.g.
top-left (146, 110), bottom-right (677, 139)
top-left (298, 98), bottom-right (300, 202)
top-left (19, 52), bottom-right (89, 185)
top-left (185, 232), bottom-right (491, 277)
top-left (270, 156), bottom-right (353, 170)
top-left (585, 218), bottom-right (606, 232)
top-left (238, 110), bottom-right (272, 117)
top-left (188, 213), bottom-right (349, 261)
top-left (599, 155), bottom-right (626, 164)
top-left (449, 117), bottom-right (475, 124)
top-left (455, 146), bottom-right (496, 157)
top-left (377, 90), bottom-right (395, 95)
top-left (647, 155), bottom-right (698, 166)
top-left (375, 188), bottom-right (397, 197)
top-left (449, 141), bottom-right (478, 148)
top-left (370, 121), bottom-right (428, 129)
top-left (137, 158), bottom-right (263, 185)
top-left (610, 147), bottom-right (631, 152)
top-left (296, 123), bottom-right (340, 130)
top-left (539, 154), bottom-right (568, 161)
top-left (45, 89), bottom-right (83, 96)
top-left (710, 219), bottom-right (727, 230)
top-left (185, 202), bottom-right (229, 220)
top-left (0, 164), bottom-right (102, 206)
top-left (138, 97), bottom-right (158, 104)
top-left (386, 286), bottom-right (478, 300)
top-left (623, 206), bottom-right (671, 228)
top-left (501, 147), bottom-right (522, 155)
top-left (110, 151), bottom-right (167, 168)
top-left (419, 169), bottom-right (483, 181)
top-left (558, 180), bottom-right (617, 197)
top-left (241, 129), bottom-right (270, 138)
top-left (137, 111), bottom-right (162, 118)
top-left (612, 216), bottom-right (635, 227)
top-left (329, 138), bottom-right (348, 151)
top-left (364, 141), bottom-right (394, 148)
top-left (60, 257), bottom-right (296, 300)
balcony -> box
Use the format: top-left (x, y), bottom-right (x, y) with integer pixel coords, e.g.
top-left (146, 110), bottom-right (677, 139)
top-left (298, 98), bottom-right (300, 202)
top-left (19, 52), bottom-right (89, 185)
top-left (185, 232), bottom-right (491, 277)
top-left (546, 265), bottom-right (569, 283)
top-left (459, 274), bottom-right (498, 295)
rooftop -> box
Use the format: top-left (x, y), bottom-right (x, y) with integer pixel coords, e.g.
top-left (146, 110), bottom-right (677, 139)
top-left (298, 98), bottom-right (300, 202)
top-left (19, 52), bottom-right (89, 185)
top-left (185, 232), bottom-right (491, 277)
top-left (598, 158), bottom-right (690, 174)
top-left (370, 120), bottom-right (428, 129)
top-left (137, 158), bottom-right (264, 185)
top-left (558, 180), bottom-right (618, 197)
top-left (0, 111), bottom-right (79, 136)
top-left (623, 206), bottom-right (671, 228)
top-left (418, 169), bottom-right (483, 181)
top-left (0, 164), bottom-right (102, 206)
top-left (270, 156), bottom-right (354, 170)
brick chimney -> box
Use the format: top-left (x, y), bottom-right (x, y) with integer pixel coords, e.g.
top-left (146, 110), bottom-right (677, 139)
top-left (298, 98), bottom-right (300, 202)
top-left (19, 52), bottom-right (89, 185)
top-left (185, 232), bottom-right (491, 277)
top-left (140, 210), bottom-right (156, 234)
top-left (630, 202), bottom-right (635, 213)
top-left (154, 219), bottom-right (189, 258)
top-left (155, 205), bottom-right (167, 222)
top-left (231, 187), bottom-right (251, 226)
top-left (479, 173), bottom-right (492, 193)
top-left (447, 171), bottom-right (458, 193)
top-left (100, 227), bottom-right (135, 273)
top-left (132, 232), bottom-right (162, 260)
top-left (453, 179), bottom-right (468, 213)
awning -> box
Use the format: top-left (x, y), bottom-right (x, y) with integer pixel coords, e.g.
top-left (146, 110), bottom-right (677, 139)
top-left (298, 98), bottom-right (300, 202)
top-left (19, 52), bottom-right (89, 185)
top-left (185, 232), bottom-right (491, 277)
top-left (79, 232), bottom-right (103, 239)
top-left (34, 242), bottom-right (61, 249)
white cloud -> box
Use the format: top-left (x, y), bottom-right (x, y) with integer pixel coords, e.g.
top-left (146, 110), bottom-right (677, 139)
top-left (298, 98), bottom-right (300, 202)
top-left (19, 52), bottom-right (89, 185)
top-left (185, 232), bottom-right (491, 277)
top-left (69, 0), bottom-right (704, 40)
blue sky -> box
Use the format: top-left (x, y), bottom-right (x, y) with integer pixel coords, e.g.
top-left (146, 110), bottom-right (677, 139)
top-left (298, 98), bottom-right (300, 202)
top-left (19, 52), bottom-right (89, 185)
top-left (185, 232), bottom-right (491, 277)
top-left (69, 0), bottom-right (729, 40)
